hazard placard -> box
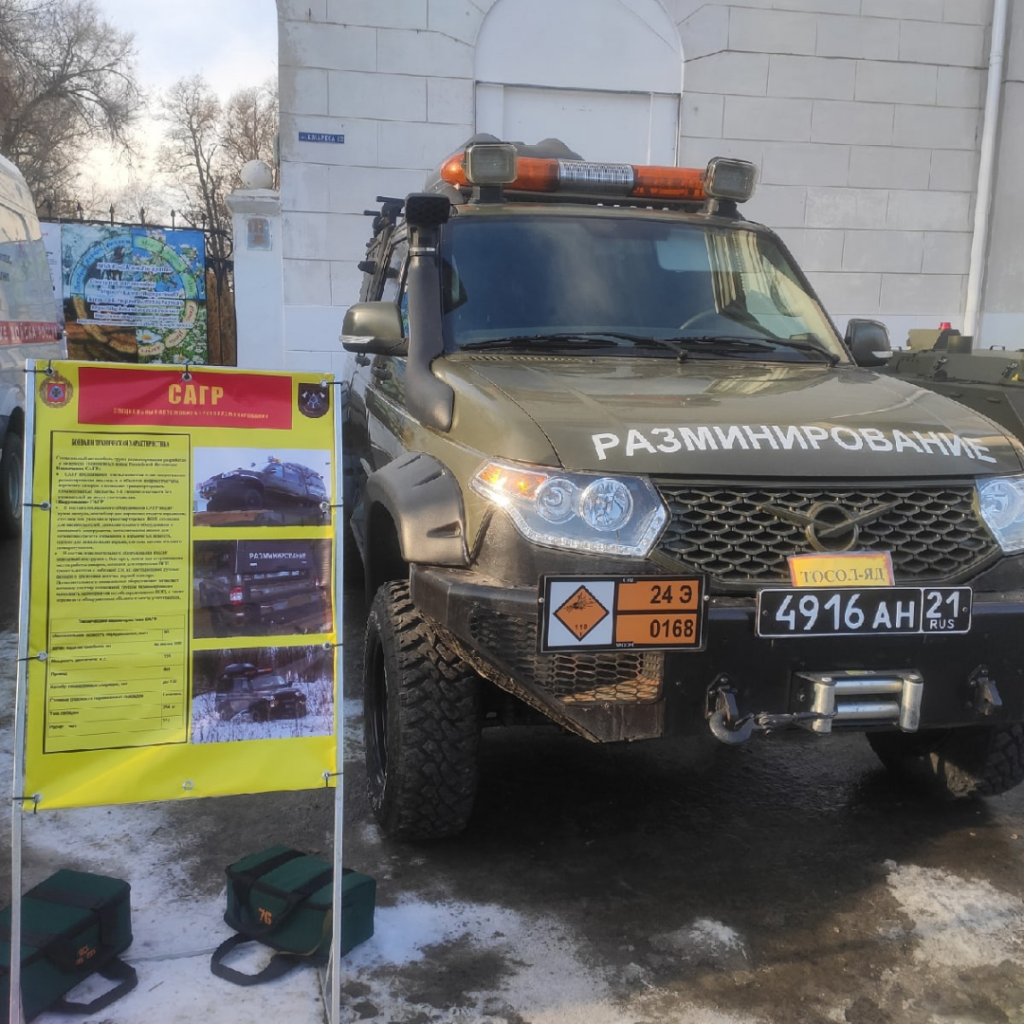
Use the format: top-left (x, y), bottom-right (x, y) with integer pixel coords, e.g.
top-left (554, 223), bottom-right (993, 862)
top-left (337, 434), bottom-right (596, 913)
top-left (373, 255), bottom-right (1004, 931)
top-left (540, 575), bottom-right (705, 653)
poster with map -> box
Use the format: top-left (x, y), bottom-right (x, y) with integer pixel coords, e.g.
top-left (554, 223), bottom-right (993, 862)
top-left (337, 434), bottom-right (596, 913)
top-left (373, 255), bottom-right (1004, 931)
top-left (61, 224), bottom-right (208, 364)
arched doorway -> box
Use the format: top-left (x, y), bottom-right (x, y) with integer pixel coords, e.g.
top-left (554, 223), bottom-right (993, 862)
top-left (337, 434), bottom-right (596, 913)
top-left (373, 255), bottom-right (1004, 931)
top-left (475, 0), bottom-right (682, 164)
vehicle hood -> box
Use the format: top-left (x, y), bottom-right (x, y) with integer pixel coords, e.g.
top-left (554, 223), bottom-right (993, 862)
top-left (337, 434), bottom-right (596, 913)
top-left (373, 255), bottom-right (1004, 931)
top-left (450, 357), bottom-right (1024, 477)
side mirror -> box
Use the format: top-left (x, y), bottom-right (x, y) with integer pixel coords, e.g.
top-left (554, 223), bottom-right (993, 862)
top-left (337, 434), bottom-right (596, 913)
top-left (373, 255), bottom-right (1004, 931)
top-left (845, 318), bottom-right (892, 368)
top-left (340, 302), bottom-right (407, 356)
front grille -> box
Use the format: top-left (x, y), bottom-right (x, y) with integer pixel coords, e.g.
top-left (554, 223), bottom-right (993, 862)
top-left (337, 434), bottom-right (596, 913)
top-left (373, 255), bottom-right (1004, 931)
top-left (654, 482), bottom-right (996, 586)
top-left (467, 608), bottom-right (662, 704)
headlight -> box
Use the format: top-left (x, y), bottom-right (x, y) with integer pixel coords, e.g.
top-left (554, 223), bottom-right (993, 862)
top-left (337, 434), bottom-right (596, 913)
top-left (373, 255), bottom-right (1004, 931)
top-left (471, 458), bottom-right (666, 556)
top-left (978, 475), bottom-right (1024, 552)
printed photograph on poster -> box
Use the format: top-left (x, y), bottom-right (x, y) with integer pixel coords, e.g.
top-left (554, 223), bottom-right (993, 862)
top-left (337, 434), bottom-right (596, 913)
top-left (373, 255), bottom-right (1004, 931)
top-left (194, 538), bottom-right (332, 638)
top-left (193, 446), bottom-right (332, 527)
top-left (59, 223), bottom-right (207, 364)
top-left (191, 646), bottom-right (334, 744)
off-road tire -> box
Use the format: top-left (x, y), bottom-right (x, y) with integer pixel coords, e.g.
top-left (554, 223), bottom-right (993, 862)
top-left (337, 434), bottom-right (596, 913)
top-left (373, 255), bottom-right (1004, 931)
top-left (363, 580), bottom-right (481, 839)
top-left (242, 487), bottom-right (263, 510)
top-left (251, 703), bottom-right (269, 723)
top-left (868, 723), bottom-right (1024, 798)
top-left (0, 430), bottom-right (23, 538)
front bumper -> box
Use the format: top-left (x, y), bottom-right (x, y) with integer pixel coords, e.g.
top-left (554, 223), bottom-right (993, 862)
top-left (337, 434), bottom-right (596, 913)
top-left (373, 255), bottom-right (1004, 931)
top-left (411, 565), bottom-right (1024, 743)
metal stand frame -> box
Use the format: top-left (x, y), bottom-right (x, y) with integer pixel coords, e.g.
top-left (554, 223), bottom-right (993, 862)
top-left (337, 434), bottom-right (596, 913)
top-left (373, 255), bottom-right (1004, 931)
top-left (9, 361), bottom-right (39, 1024)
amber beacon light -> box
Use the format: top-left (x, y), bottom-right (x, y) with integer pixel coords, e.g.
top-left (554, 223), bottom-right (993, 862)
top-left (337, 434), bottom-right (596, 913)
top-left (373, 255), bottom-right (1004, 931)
top-left (440, 142), bottom-right (758, 203)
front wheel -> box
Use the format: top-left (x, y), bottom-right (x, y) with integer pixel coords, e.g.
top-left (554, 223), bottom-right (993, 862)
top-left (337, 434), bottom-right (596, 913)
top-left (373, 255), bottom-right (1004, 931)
top-left (363, 580), bottom-right (481, 839)
top-left (867, 723), bottom-right (1024, 798)
top-left (0, 430), bottom-right (23, 538)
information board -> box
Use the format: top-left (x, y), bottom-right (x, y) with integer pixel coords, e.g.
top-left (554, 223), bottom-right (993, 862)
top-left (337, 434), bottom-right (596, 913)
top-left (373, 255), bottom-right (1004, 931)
top-left (23, 361), bottom-right (339, 808)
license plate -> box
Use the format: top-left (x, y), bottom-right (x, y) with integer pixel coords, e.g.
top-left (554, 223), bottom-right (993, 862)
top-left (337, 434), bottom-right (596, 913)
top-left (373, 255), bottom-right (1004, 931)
top-left (756, 586), bottom-right (972, 638)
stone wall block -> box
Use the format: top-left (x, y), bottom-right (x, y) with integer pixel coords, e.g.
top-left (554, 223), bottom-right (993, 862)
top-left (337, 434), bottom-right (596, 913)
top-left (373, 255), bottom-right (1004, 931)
top-left (729, 8), bottom-right (816, 54)
top-left (280, 20), bottom-right (377, 72)
top-left (281, 162), bottom-right (331, 213)
top-left (928, 149), bottom-right (979, 192)
top-left (805, 187), bottom-right (889, 228)
top-left (937, 66), bottom-right (985, 108)
top-left (280, 68), bottom-right (330, 117)
top-left (377, 120), bottom-right (474, 169)
top-left (327, 166), bottom-right (427, 215)
top-left (880, 273), bottom-right (967, 313)
top-left (325, 0), bottom-right (427, 29)
top-left (842, 229), bottom-right (924, 272)
top-left (862, 0), bottom-right (943, 20)
top-left (855, 60), bottom-right (937, 105)
top-left (848, 146), bottom-right (931, 189)
top-left (894, 104), bottom-right (981, 150)
top-left (686, 51), bottom-right (769, 96)
top-left (768, 55), bottom-right (856, 100)
top-left (886, 189), bottom-right (971, 230)
top-left (681, 94), bottom-right (724, 139)
top-left (724, 96), bottom-right (812, 142)
top-left (284, 258), bottom-right (333, 307)
top-left (898, 19), bottom-right (985, 66)
top-left (817, 15), bottom-right (899, 59)
top-left (328, 71), bottom-right (427, 121)
top-left (283, 211), bottom-right (369, 262)
top-left (427, 77), bottom-right (475, 124)
top-left (811, 100), bottom-right (894, 146)
top-left (377, 28), bottom-right (473, 77)
top-left (922, 231), bottom-right (972, 274)
top-left (761, 142), bottom-right (850, 186)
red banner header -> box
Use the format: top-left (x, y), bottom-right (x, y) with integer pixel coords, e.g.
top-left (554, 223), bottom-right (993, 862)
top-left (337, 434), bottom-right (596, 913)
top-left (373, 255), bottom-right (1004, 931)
top-left (77, 367), bottom-right (293, 429)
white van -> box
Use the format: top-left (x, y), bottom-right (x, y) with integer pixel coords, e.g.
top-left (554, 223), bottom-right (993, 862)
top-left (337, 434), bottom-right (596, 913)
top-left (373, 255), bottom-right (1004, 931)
top-left (0, 153), bottom-right (64, 536)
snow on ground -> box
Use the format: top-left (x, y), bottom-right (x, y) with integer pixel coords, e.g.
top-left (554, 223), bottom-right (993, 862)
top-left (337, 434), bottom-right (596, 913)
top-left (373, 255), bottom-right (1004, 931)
top-left (190, 678), bottom-right (334, 744)
top-left (884, 859), bottom-right (1024, 968)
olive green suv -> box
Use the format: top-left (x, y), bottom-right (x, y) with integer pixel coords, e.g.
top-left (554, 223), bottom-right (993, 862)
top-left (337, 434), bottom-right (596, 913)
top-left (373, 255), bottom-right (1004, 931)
top-left (341, 137), bottom-right (1024, 839)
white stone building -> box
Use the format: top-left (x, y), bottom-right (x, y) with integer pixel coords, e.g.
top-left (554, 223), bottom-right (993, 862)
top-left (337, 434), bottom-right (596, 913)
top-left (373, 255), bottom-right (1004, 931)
top-left (232, 0), bottom-right (1023, 372)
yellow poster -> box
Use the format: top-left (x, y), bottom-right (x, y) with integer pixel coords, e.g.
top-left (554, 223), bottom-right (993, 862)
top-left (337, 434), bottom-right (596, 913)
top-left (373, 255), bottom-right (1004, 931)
top-left (24, 361), bottom-right (338, 808)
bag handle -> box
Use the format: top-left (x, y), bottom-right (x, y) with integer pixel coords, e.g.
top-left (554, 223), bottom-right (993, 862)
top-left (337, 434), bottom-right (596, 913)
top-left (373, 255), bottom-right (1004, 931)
top-left (229, 867), bottom-right (333, 940)
top-left (209, 934), bottom-right (305, 987)
top-left (46, 957), bottom-right (138, 1015)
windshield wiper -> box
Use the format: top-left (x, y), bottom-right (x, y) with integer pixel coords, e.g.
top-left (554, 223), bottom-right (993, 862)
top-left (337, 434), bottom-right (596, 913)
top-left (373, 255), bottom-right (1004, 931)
top-left (672, 335), bottom-right (840, 365)
top-left (460, 333), bottom-right (620, 351)
top-left (768, 338), bottom-right (842, 366)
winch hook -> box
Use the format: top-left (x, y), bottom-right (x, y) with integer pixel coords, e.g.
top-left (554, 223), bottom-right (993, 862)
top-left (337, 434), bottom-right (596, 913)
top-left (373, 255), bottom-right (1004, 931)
top-left (707, 682), bottom-right (754, 746)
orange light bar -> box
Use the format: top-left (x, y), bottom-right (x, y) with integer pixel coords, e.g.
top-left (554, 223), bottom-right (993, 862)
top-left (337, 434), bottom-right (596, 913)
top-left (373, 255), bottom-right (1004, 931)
top-left (632, 165), bottom-right (705, 200)
top-left (440, 151), bottom-right (708, 201)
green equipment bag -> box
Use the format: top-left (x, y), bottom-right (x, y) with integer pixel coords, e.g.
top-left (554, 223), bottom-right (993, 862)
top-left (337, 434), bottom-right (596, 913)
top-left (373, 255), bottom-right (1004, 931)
top-left (0, 869), bottom-right (137, 1022)
top-left (210, 845), bottom-right (375, 986)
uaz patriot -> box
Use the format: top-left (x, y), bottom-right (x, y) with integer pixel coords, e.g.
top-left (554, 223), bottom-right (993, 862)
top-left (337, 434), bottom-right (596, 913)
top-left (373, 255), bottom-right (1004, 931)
top-left (340, 137), bottom-right (1024, 839)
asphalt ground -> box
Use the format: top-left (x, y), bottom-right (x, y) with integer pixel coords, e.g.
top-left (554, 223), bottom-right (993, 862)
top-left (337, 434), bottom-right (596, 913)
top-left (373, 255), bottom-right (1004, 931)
top-left (3, 533), bottom-right (1024, 1023)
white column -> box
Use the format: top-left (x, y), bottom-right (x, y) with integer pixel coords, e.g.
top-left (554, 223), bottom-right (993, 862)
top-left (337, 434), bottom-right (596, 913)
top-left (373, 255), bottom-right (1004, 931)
top-left (225, 188), bottom-right (285, 369)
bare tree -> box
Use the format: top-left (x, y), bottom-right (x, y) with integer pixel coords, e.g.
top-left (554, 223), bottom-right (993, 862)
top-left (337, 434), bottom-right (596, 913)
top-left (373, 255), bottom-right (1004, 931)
top-left (157, 75), bottom-right (230, 259)
top-left (158, 74), bottom-right (279, 259)
top-left (0, 0), bottom-right (142, 207)
top-left (221, 77), bottom-right (278, 187)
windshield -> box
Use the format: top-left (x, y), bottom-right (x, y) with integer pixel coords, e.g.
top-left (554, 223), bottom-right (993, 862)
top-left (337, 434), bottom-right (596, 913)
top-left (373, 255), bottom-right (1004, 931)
top-left (438, 214), bottom-right (845, 362)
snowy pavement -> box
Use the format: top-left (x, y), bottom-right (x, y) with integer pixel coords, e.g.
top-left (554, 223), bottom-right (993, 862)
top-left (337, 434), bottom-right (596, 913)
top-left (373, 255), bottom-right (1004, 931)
top-left (5, 614), bottom-right (1024, 1022)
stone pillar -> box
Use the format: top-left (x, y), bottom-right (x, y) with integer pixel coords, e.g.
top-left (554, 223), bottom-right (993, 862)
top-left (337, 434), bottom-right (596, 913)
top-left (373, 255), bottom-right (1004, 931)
top-left (225, 186), bottom-right (285, 369)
